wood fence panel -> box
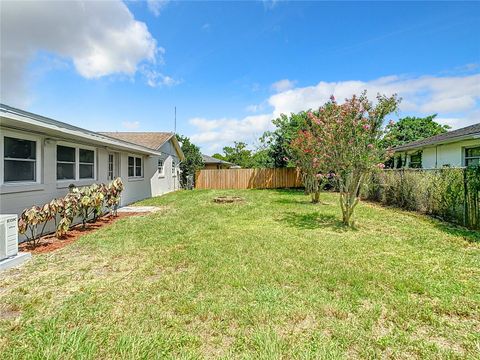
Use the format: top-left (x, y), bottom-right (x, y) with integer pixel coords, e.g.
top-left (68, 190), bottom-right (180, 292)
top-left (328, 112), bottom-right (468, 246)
top-left (195, 168), bottom-right (302, 190)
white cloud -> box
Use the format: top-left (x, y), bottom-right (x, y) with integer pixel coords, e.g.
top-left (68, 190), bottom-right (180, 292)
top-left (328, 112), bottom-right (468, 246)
top-left (0, 0), bottom-right (163, 106)
top-left (190, 72), bottom-right (480, 152)
top-left (271, 79), bottom-right (296, 92)
top-left (202, 23), bottom-right (211, 31)
top-left (190, 114), bottom-right (273, 152)
top-left (147, 0), bottom-right (170, 17)
top-left (268, 74), bottom-right (480, 117)
top-left (142, 67), bottom-right (180, 87)
top-left (262, 0), bottom-right (279, 10)
top-left (245, 103), bottom-right (266, 113)
top-left (122, 120), bottom-right (140, 130)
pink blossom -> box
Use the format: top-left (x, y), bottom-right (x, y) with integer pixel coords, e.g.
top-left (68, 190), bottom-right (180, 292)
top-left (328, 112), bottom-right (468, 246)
top-left (363, 124), bottom-right (371, 131)
top-left (367, 144), bottom-right (374, 149)
top-left (376, 163), bottom-right (385, 169)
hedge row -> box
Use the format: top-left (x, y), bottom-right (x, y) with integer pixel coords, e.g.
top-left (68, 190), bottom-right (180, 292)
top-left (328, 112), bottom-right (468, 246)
top-left (362, 165), bottom-right (480, 229)
top-left (18, 178), bottom-right (124, 247)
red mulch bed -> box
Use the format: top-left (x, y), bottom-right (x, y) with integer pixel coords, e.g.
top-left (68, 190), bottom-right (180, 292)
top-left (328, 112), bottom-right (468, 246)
top-left (19, 213), bottom-right (139, 254)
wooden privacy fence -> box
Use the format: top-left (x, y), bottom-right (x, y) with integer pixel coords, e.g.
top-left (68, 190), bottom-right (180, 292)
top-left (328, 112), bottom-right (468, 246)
top-left (195, 168), bottom-right (302, 190)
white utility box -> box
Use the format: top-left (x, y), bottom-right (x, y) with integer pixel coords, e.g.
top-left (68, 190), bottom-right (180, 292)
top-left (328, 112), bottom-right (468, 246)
top-left (0, 214), bottom-right (19, 261)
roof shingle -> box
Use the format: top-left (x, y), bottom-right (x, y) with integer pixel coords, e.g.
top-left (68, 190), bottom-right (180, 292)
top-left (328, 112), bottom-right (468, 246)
top-left (99, 132), bottom-right (174, 151)
top-left (202, 154), bottom-right (234, 165)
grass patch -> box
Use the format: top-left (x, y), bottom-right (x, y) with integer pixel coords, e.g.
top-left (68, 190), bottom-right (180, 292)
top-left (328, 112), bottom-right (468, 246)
top-left (1, 189), bottom-right (479, 359)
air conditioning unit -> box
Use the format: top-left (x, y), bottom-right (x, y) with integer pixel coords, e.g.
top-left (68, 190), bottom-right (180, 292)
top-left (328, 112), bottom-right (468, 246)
top-left (0, 214), bottom-right (18, 261)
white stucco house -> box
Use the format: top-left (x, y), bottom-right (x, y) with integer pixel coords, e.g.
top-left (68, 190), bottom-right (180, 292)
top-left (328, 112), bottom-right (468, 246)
top-left (392, 123), bottom-right (480, 169)
top-left (0, 104), bottom-right (184, 220)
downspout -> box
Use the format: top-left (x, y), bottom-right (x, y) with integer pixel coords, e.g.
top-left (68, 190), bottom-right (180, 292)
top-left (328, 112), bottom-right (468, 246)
top-left (435, 145), bottom-right (438, 168)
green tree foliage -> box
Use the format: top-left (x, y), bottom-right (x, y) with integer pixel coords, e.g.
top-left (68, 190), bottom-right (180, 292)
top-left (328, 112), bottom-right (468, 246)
top-left (382, 114), bottom-right (450, 149)
top-left (259, 112), bottom-right (309, 168)
top-left (216, 142), bottom-right (255, 168)
top-left (212, 153), bottom-right (225, 161)
top-left (177, 135), bottom-right (204, 187)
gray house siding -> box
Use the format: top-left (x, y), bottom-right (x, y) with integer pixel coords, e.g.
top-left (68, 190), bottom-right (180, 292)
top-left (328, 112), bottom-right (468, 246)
top-left (0, 127), bottom-right (160, 214)
top-left (152, 140), bottom-right (181, 195)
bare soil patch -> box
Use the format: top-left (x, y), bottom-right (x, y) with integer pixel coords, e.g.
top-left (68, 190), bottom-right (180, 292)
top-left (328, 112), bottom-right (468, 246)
top-left (213, 196), bottom-right (244, 204)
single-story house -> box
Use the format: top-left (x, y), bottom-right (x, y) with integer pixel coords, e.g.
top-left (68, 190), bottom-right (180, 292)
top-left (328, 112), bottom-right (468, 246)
top-left (99, 131), bottom-right (184, 192)
top-left (202, 154), bottom-right (238, 169)
top-left (392, 123), bottom-right (480, 168)
top-left (0, 104), bottom-right (185, 222)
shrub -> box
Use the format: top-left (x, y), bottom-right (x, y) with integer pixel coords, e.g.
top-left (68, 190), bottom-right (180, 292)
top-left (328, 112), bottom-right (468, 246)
top-left (363, 166), bottom-right (479, 229)
top-left (18, 206), bottom-right (44, 247)
top-left (56, 193), bottom-right (80, 238)
top-left (105, 178), bottom-right (124, 216)
top-left (18, 177), bottom-right (125, 244)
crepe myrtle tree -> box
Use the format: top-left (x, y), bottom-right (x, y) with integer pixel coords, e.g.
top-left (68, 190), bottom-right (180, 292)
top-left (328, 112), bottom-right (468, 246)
top-left (290, 130), bottom-right (327, 203)
top-left (302, 92), bottom-right (400, 226)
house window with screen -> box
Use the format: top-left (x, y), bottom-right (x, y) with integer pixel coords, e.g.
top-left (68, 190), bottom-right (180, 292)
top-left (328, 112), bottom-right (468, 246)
top-left (158, 158), bottom-right (164, 176)
top-left (79, 148), bottom-right (94, 179)
top-left (465, 147), bottom-right (480, 166)
top-left (3, 136), bottom-right (37, 183)
top-left (57, 144), bottom-right (96, 180)
top-left (128, 156), bottom-right (143, 178)
top-left (57, 145), bottom-right (76, 180)
top-left (409, 152), bottom-right (422, 169)
top-left (172, 160), bottom-right (176, 176)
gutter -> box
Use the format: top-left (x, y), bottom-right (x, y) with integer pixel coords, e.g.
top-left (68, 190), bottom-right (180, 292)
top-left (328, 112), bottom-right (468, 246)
top-left (1, 110), bottom-right (162, 156)
top-left (393, 133), bottom-right (480, 153)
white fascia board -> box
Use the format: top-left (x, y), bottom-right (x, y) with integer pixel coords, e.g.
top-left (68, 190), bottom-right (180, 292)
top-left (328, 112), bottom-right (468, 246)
top-left (1, 112), bottom-right (161, 156)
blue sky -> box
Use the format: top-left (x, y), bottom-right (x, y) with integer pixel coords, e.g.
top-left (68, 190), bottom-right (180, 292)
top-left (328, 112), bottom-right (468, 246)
top-left (1, 1), bottom-right (479, 152)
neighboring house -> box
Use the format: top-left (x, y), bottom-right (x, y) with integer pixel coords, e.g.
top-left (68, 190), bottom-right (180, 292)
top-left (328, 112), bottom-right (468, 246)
top-left (392, 123), bottom-right (480, 169)
top-left (202, 154), bottom-right (238, 169)
top-left (0, 104), bottom-right (185, 222)
top-left (100, 132), bottom-right (184, 193)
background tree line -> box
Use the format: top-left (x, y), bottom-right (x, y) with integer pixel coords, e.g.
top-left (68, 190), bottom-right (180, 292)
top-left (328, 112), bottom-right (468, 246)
top-left (209, 113), bottom-right (450, 169)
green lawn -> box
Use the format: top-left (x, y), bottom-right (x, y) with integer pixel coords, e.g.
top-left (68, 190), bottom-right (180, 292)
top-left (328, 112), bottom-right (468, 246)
top-left (1, 190), bottom-right (479, 359)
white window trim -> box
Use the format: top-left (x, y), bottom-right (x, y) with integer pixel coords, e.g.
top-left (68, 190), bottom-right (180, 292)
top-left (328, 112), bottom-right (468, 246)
top-left (56, 141), bottom-right (97, 183)
top-left (0, 130), bottom-right (42, 186)
top-left (128, 155), bottom-right (144, 180)
top-left (158, 158), bottom-right (165, 178)
top-left (464, 146), bottom-right (480, 166)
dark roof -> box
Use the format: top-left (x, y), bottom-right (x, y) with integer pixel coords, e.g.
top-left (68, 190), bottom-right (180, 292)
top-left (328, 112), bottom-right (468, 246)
top-left (202, 154), bottom-right (234, 165)
top-left (99, 132), bottom-right (174, 150)
top-left (394, 122), bottom-right (480, 151)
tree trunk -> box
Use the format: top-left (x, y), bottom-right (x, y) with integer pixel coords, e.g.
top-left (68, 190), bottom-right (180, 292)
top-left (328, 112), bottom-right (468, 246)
top-left (339, 171), bottom-right (365, 227)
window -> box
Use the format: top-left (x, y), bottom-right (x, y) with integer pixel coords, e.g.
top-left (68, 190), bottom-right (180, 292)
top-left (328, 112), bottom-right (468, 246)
top-left (157, 158), bottom-right (164, 176)
top-left (79, 149), bottom-right (94, 179)
top-left (57, 145), bottom-right (76, 180)
top-left (57, 144), bottom-right (96, 181)
top-left (3, 136), bottom-right (36, 182)
top-left (465, 147), bottom-right (480, 166)
top-left (108, 154), bottom-right (114, 180)
top-left (128, 156), bottom-right (143, 178)
top-left (409, 152), bottom-right (422, 169)
top-left (172, 160), bottom-right (176, 176)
